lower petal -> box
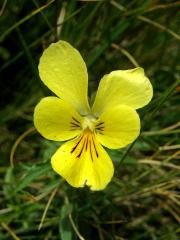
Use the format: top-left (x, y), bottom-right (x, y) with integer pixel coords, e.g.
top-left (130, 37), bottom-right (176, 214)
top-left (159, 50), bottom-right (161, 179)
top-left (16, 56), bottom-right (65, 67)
top-left (51, 129), bottom-right (114, 191)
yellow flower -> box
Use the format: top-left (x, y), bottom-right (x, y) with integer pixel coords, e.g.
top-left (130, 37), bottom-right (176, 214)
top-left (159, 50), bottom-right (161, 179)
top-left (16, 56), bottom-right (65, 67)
top-left (34, 41), bottom-right (153, 191)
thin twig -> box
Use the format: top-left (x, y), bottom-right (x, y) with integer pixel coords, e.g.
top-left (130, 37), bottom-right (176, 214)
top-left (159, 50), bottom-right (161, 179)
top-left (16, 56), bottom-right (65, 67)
top-left (138, 159), bottom-right (180, 170)
top-left (68, 214), bottom-right (86, 240)
top-left (161, 121), bottom-right (180, 132)
top-left (1, 222), bottom-right (21, 240)
top-left (56, 2), bottom-right (67, 38)
top-left (138, 15), bottom-right (180, 41)
top-left (142, 129), bottom-right (180, 136)
top-left (10, 127), bottom-right (35, 168)
top-left (38, 187), bottom-right (58, 230)
top-left (165, 150), bottom-right (180, 162)
top-left (0, 0), bottom-right (55, 40)
top-left (159, 144), bottom-right (180, 151)
top-left (65, 195), bottom-right (86, 240)
top-left (111, 0), bottom-right (180, 41)
top-left (111, 43), bottom-right (139, 67)
top-left (164, 204), bottom-right (180, 222)
top-left (145, 1), bottom-right (180, 12)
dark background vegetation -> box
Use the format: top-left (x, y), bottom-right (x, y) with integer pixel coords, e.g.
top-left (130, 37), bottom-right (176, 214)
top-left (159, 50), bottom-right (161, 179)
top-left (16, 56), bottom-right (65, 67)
top-left (0, 0), bottom-right (180, 239)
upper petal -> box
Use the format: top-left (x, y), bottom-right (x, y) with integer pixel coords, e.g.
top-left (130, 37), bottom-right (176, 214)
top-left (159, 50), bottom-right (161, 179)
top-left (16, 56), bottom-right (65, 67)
top-left (34, 97), bottom-right (82, 141)
top-left (39, 41), bottom-right (90, 115)
top-left (95, 105), bottom-right (140, 149)
top-left (92, 68), bottom-right (153, 116)
top-left (51, 129), bottom-right (114, 191)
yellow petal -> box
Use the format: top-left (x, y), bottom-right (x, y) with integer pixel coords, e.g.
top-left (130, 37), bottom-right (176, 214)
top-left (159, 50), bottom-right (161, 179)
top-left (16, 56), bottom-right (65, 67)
top-left (51, 129), bottom-right (114, 190)
top-left (39, 41), bottom-right (90, 115)
top-left (34, 97), bottom-right (82, 141)
top-left (95, 105), bottom-right (140, 149)
top-left (92, 68), bottom-right (153, 116)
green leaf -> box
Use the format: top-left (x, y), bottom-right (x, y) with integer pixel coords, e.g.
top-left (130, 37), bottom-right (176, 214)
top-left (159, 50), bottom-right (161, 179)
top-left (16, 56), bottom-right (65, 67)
top-left (59, 204), bottom-right (73, 240)
top-left (14, 163), bottom-right (52, 193)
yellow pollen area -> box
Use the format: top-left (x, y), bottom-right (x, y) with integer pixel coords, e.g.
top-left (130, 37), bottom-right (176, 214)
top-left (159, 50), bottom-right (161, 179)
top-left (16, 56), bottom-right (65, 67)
top-left (82, 115), bottom-right (96, 132)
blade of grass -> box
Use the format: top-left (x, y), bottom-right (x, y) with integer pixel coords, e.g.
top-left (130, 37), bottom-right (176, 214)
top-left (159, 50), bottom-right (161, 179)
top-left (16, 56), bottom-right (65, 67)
top-left (16, 27), bottom-right (39, 81)
top-left (31, 0), bottom-right (54, 31)
top-left (0, 0), bottom-right (55, 41)
top-left (14, 163), bottom-right (52, 193)
top-left (87, 20), bottom-right (129, 67)
top-left (0, 0), bottom-right (7, 16)
top-left (0, 7), bottom-right (83, 73)
top-left (111, 1), bottom-right (180, 41)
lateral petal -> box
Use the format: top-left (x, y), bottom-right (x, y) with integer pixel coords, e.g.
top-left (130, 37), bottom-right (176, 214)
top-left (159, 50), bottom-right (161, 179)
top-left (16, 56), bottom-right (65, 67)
top-left (34, 97), bottom-right (82, 141)
top-left (95, 105), bottom-right (140, 149)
